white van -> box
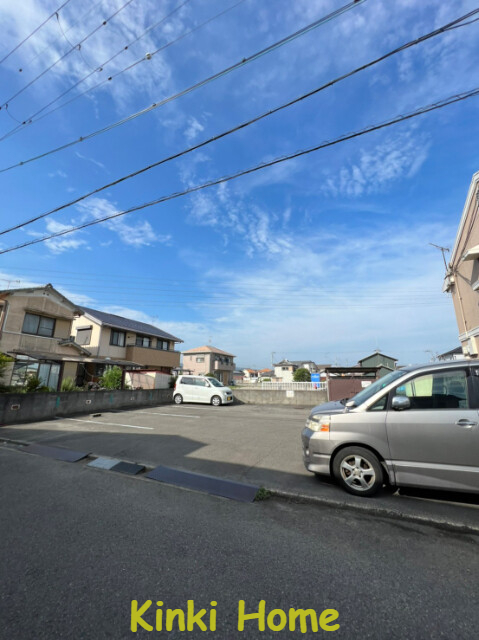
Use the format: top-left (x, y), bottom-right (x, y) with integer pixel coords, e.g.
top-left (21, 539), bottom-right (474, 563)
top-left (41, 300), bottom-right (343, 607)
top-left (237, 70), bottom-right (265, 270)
top-left (173, 375), bottom-right (234, 406)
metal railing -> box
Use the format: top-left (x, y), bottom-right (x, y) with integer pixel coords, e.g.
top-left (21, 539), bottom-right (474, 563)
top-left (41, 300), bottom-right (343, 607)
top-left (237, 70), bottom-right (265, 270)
top-left (260, 381), bottom-right (327, 391)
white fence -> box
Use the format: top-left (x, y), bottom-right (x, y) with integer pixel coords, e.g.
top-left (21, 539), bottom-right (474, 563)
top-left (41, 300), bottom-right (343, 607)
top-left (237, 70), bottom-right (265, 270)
top-left (125, 371), bottom-right (171, 390)
top-left (260, 381), bottom-right (327, 391)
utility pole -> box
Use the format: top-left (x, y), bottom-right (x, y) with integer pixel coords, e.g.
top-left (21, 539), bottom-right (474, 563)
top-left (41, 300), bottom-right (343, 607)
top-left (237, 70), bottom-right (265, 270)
top-left (271, 352), bottom-right (276, 368)
top-left (429, 243), bottom-right (450, 271)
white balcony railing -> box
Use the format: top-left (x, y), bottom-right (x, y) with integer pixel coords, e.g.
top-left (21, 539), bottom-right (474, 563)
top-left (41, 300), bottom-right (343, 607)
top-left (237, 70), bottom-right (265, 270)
top-left (260, 382), bottom-right (327, 391)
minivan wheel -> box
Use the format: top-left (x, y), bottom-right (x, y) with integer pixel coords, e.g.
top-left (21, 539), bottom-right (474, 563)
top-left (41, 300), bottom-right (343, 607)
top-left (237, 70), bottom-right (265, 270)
top-left (211, 395), bottom-right (222, 406)
top-left (333, 446), bottom-right (383, 497)
top-left (174, 394), bottom-right (183, 405)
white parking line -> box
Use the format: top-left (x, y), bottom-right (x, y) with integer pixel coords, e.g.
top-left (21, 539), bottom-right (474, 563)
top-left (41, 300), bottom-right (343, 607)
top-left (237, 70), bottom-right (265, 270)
top-left (135, 411), bottom-right (200, 419)
top-left (64, 418), bottom-right (153, 430)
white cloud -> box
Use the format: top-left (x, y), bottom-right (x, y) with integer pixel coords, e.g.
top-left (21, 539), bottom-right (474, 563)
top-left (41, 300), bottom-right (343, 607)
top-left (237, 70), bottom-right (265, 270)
top-left (322, 132), bottom-right (430, 197)
top-left (48, 169), bottom-right (67, 178)
top-left (187, 184), bottom-right (293, 257)
top-left (76, 196), bottom-right (171, 247)
top-left (27, 219), bottom-right (89, 254)
top-left (184, 116), bottom-right (204, 142)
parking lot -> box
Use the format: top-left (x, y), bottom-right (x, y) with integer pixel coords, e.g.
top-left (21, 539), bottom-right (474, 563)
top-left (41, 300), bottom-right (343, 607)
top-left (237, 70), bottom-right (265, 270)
top-left (1, 402), bottom-right (479, 531)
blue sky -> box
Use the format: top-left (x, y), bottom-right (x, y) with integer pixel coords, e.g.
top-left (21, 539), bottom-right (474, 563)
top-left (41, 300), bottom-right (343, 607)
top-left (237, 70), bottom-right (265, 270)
top-left (0, 0), bottom-right (478, 368)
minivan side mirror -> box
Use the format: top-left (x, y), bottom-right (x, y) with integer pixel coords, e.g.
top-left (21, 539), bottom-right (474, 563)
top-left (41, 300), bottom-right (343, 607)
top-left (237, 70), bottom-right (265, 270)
top-left (391, 395), bottom-right (411, 411)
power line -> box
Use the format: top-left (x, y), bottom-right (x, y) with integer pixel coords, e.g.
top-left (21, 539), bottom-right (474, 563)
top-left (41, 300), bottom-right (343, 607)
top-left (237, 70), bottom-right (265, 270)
top-left (1, 0), bottom-right (198, 139)
top-left (23, 0), bottom-right (107, 69)
top-left (0, 266), bottom-right (445, 297)
top-left (0, 0), bottom-right (367, 149)
top-left (0, 0), bottom-right (76, 64)
top-left (0, 0), bottom-right (138, 110)
top-left (1, 85), bottom-right (478, 256)
top-left (0, 6), bottom-right (475, 237)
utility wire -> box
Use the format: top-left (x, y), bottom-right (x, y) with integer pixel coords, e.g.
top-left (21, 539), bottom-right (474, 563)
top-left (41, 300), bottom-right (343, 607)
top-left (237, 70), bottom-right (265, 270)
top-left (0, 266), bottom-right (445, 296)
top-left (1, 85), bottom-right (478, 256)
top-left (24, 0), bottom-right (106, 69)
top-left (0, 7), bottom-right (477, 236)
top-left (0, 0), bottom-right (137, 110)
top-left (0, 0), bottom-right (367, 147)
top-left (0, 0), bottom-right (75, 64)
top-left (1, 0), bottom-right (196, 138)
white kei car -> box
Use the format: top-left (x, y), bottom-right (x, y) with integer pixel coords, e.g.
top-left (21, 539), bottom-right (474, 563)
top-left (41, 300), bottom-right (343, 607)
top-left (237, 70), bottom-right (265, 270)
top-left (173, 375), bottom-right (234, 406)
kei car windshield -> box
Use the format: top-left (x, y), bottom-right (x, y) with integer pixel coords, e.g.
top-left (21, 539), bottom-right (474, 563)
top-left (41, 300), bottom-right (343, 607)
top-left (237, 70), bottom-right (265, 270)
top-left (208, 378), bottom-right (224, 387)
top-left (349, 369), bottom-right (408, 406)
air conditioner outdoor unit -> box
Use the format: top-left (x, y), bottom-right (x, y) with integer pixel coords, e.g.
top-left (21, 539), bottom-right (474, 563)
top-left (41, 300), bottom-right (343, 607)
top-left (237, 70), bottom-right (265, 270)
top-left (468, 338), bottom-right (478, 356)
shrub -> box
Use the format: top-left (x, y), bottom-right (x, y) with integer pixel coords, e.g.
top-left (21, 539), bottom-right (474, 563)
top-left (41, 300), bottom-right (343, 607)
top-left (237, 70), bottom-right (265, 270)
top-left (61, 377), bottom-right (82, 392)
top-left (293, 367), bottom-right (311, 382)
top-left (99, 366), bottom-right (123, 390)
top-left (25, 375), bottom-right (50, 393)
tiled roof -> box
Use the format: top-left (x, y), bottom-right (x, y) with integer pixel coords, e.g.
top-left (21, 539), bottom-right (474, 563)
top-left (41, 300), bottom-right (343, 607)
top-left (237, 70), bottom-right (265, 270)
top-left (182, 345), bottom-right (235, 356)
top-left (81, 307), bottom-right (182, 342)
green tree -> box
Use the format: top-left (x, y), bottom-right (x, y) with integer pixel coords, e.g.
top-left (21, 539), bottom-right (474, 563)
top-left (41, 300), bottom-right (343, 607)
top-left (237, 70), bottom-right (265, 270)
top-left (99, 366), bottom-right (124, 389)
top-left (205, 372), bottom-right (217, 378)
top-left (293, 367), bottom-right (311, 382)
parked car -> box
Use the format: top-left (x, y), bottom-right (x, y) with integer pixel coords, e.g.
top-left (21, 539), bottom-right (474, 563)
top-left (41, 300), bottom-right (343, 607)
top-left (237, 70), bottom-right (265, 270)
top-left (302, 360), bottom-right (479, 497)
top-left (173, 375), bottom-right (233, 406)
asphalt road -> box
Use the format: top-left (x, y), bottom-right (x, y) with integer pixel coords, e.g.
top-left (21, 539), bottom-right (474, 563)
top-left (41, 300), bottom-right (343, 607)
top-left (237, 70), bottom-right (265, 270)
top-left (1, 404), bottom-right (479, 531)
top-left (1, 446), bottom-right (479, 639)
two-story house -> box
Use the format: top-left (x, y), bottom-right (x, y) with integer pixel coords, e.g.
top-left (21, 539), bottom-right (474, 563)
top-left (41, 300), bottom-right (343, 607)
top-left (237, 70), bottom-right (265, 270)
top-left (0, 284), bottom-right (85, 390)
top-left (357, 351), bottom-right (397, 377)
top-left (71, 307), bottom-right (183, 384)
top-left (444, 171), bottom-right (479, 357)
top-left (273, 359), bottom-right (297, 382)
top-left (181, 345), bottom-right (235, 385)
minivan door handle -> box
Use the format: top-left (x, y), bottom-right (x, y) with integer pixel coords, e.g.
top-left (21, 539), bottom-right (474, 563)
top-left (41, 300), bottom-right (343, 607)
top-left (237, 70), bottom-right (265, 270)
top-left (455, 419), bottom-right (477, 429)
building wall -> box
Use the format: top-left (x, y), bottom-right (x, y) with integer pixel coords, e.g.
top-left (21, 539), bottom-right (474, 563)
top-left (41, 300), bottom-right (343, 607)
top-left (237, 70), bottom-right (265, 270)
top-left (71, 315), bottom-right (179, 370)
top-left (448, 172), bottom-right (479, 356)
top-left (274, 365), bottom-right (295, 382)
top-left (0, 292), bottom-right (77, 356)
top-left (182, 352), bottom-right (235, 383)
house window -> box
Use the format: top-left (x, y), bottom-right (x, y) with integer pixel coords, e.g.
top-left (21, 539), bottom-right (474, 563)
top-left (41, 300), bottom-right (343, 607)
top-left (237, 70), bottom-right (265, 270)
top-left (22, 313), bottom-right (55, 337)
top-left (135, 335), bottom-right (151, 348)
top-left (11, 359), bottom-right (60, 390)
top-left (196, 357), bottom-right (204, 363)
top-left (110, 329), bottom-right (126, 347)
top-left (157, 340), bottom-right (169, 350)
top-left (76, 327), bottom-right (92, 345)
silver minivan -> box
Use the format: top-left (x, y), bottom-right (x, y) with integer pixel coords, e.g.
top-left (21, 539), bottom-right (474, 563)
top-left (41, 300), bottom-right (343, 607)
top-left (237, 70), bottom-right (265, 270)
top-left (302, 360), bottom-right (479, 497)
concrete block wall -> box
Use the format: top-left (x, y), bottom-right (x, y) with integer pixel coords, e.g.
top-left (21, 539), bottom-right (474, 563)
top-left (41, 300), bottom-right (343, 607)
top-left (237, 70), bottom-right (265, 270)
top-left (0, 389), bottom-right (173, 426)
top-left (232, 388), bottom-right (327, 407)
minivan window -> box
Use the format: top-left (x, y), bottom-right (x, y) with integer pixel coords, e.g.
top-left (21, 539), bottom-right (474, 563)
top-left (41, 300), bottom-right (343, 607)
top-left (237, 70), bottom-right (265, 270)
top-left (208, 378), bottom-right (224, 387)
top-left (349, 369), bottom-right (407, 407)
top-left (395, 370), bottom-right (468, 410)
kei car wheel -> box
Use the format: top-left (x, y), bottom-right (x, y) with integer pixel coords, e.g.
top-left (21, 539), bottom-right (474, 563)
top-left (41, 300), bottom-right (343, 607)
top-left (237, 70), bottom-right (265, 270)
top-left (333, 446), bottom-right (384, 497)
top-left (211, 395), bottom-right (222, 406)
top-left (174, 394), bottom-right (183, 405)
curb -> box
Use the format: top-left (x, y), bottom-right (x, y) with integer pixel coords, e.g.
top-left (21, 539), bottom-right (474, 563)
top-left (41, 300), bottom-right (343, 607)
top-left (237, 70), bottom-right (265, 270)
top-left (269, 488), bottom-right (479, 536)
top-left (2, 438), bottom-right (478, 534)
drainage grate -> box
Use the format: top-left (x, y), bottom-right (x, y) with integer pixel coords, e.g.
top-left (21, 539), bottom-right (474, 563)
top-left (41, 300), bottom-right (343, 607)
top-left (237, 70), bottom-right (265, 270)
top-left (145, 466), bottom-right (258, 502)
top-left (23, 444), bottom-right (89, 463)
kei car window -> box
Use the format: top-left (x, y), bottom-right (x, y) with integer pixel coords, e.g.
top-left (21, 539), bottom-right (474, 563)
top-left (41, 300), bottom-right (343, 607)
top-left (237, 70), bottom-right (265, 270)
top-left (394, 370), bottom-right (469, 410)
top-left (181, 377), bottom-right (193, 385)
top-left (195, 378), bottom-right (209, 387)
